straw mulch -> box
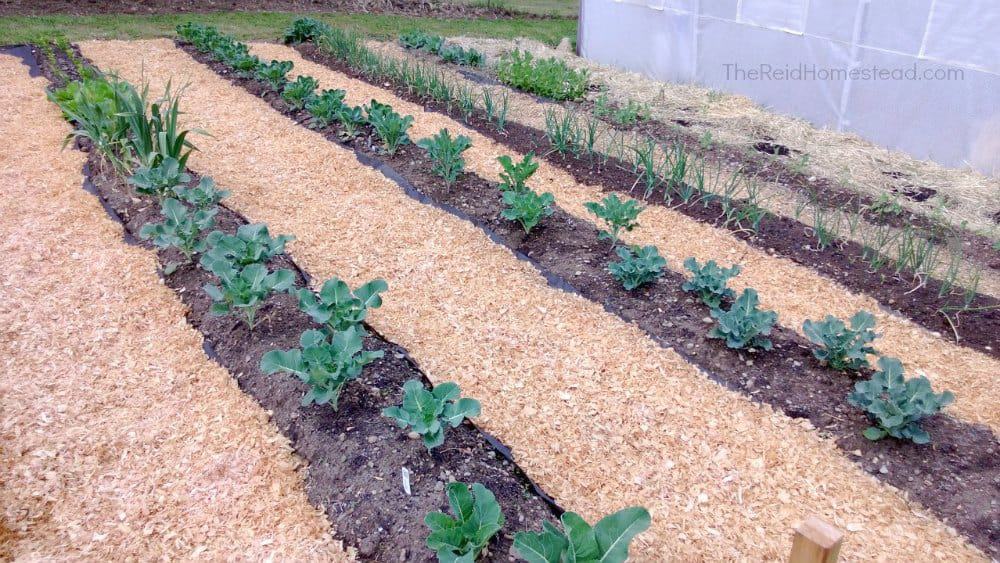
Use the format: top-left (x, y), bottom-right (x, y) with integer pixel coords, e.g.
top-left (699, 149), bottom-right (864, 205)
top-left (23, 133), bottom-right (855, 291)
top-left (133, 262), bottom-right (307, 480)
top-left (79, 39), bottom-right (988, 561)
top-left (0, 54), bottom-right (351, 562)
top-left (250, 41), bottom-right (1000, 433)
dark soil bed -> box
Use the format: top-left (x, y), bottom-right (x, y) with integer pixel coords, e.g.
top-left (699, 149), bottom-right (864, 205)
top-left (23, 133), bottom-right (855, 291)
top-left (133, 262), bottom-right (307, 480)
top-left (32, 45), bottom-right (558, 563)
top-left (0, 0), bottom-right (541, 19)
top-left (441, 52), bottom-right (1000, 276)
top-left (292, 42), bottom-right (1000, 362)
top-left (178, 41), bottom-right (1000, 557)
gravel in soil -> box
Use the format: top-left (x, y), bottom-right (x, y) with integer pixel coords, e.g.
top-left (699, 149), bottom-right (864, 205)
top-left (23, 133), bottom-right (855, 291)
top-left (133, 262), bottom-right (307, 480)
top-left (183, 41), bottom-right (1000, 559)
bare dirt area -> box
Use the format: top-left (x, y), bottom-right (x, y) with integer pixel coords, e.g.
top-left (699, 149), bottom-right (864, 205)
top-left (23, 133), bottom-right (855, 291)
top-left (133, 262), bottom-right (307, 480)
top-left (0, 0), bottom-right (535, 18)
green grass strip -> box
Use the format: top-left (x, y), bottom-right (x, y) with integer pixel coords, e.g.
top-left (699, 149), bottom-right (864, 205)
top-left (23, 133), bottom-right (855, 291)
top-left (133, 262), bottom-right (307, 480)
top-left (0, 11), bottom-right (576, 46)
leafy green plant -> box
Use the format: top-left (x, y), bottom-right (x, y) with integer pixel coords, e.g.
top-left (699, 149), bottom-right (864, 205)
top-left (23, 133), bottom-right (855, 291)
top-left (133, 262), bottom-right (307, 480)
top-left (296, 277), bottom-right (387, 333)
top-left (512, 507), bottom-right (651, 563)
top-left (200, 223), bottom-right (294, 271)
top-left (501, 189), bottom-right (555, 234)
top-left (228, 52), bottom-right (262, 78)
top-left (399, 30), bottom-right (444, 54)
top-left (425, 482), bottom-right (504, 562)
top-left (417, 129), bottom-right (472, 187)
top-left (365, 100), bottom-right (414, 155)
top-left (708, 288), bottom-right (778, 351)
top-left (260, 325), bottom-right (383, 409)
top-left (439, 44), bottom-right (484, 67)
top-left (49, 75), bottom-right (133, 173)
top-left (497, 153), bottom-right (538, 193)
top-left (283, 17), bottom-right (331, 44)
top-left (256, 59), bottom-right (294, 92)
top-left (173, 176), bottom-right (229, 210)
top-left (609, 245), bottom-right (665, 290)
top-left (496, 49), bottom-right (588, 101)
top-left (584, 194), bottom-right (644, 246)
top-left (281, 75), bottom-right (319, 110)
top-left (594, 93), bottom-right (649, 126)
top-left (382, 380), bottom-right (481, 450)
top-left (139, 198), bottom-right (216, 263)
top-left (305, 88), bottom-right (348, 128)
top-left (803, 311), bottom-right (878, 371)
top-left (203, 262), bottom-right (295, 329)
top-left (128, 157), bottom-right (191, 201)
top-left (336, 104), bottom-right (365, 138)
top-left (848, 356), bottom-right (954, 444)
top-left (119, 80), bottom-right (200, 170)
top-left (681, 257), bottom-right (741, 309)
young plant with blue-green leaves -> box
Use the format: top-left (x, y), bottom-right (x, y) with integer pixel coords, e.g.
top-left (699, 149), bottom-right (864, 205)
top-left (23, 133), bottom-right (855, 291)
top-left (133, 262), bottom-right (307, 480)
top-left (497, 153), bottom-right (539, 193)
top-left (609, 245), bottom-right (666, 290)
top-left (425, 482), bottom-right (504, 562)
top-left (417, 129), bottom-right (472, 187)
top-left (681, 257), bottom-right (741, 309)
top-left (708, 288), bottom-right (778, 351)
top-left (382, 380), bottom-right (481, 451)
top-left (260, 325), bottom-right (383, 409)
top-left (502, 189), bottom-right (555, 234)
top-left (256, 60), bottom-right (293, 92)
top-left (129, 157), bottom-right (191, 201)
top-left (803, 311), bottom-right (878, 371)
top-left (139, 198), bottom-right (216, 266)
top-left (399, 30), bottom-right (444, 54)
top-left (173, 176), bottom-right (229, 210)
top-left (365, 100), bottom-right (414, 155)
top-left (296, 277), bottom-right (387, 333)
top-left (847, 356), bottom-right (954, 444)
top-left (200, 223), bottom-right (294, 271)
top-left (585, 194), bottom-right (644, 247)
top-left (306, 88), bottom-right (348, 128)
top-left (203, 262), bottom-right (295, 329)
top-left (512, 507), bottom-right (651, 563)
top-left (283, 17), bottom-right (331, 44)
top-left (336, 104), bottom-right (366, 139)
top-left (281, 75), bottom-right (319, 110)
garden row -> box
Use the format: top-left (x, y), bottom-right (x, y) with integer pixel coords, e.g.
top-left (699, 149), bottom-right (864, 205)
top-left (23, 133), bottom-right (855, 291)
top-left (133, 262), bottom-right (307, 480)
top-left (43, 44), bottom-right (654, 562)
top-left (182, 20), bottom-right (957, 446)
top-left (0, 49), bottom-right (350, 560)
top-left (81, 36), bottom-right (992, 560)
top-left (357, 25), bottom-right (1000, 358)
top-left (170, 23), bottom-right (1000, 557)
top-left (405, 32), bottom-right (1000, 302)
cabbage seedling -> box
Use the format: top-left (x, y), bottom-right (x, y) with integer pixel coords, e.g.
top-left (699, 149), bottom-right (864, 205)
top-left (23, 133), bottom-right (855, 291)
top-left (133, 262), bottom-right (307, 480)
top-left (200, 223), bottom-right (293, 271)
top-left (296, 277), bottom-right (387, 333)
top-left (306, 88), bottom-right (347, 129)
top-left (365, 99), bottom-right (414, 155)
top-left (383, 380), bottom-right (481, 450)
top-left (708, 288), bottom-right (778, 351)
top-left (281, 75), bottom-right (319, 110)
top-left (260, 325), bottom-right (383, 409)
top-left (848, 356), bottom-right (954, 444)
top-left (512, 507), bottom-right (651, 563)
top-left (203, 262), bottom-right (295, 329)
top-left (129, 157), bottom-right (191, 201)
top-left (803, 311), bottom-right (878, 371)
top-left (256, 59), bottom-right (293, 92)
top-left (497, 152), bottom-right (538, 193)
top-left (417, 128), bottom-right (472, 187)
top-left (501, 189), bottom-right (555, 233)
top-left (681, 257), bottom-right (741, 309)
top-left (585, 194), bottom-right (644, 247)
top-left (173, 176), bottom-right (229, 210)
top-left (139, 198), bottom-right (216, 264)
top-left (609, 245), bottom-right (666, 290)
top-left (425, 482), bottom-right (503, 562)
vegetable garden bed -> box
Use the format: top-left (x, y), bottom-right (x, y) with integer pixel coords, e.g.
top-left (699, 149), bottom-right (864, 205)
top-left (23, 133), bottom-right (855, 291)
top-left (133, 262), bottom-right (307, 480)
top-left (32, 45), bottom-right (562, 563)
top-left (72, 34), bottom-right (995, 560)
top-left (169, 35), bottom-right (1000, 557)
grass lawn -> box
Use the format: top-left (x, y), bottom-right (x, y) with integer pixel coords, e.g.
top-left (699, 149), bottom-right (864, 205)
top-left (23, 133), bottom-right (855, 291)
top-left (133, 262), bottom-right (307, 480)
top-left (0, 11), bottom-right (577, 46)
top-left (460, 0), bottom-right (579, 17)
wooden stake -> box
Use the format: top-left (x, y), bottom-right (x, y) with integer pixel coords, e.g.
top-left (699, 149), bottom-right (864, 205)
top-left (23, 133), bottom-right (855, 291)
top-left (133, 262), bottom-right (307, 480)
top-left (789, 516), bottom-right (844, 563)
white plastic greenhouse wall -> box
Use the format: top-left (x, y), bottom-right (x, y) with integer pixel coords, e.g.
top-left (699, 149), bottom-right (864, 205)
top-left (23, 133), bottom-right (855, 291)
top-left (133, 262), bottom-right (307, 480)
top-left (578, 0), bottom-right (1000, 176)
